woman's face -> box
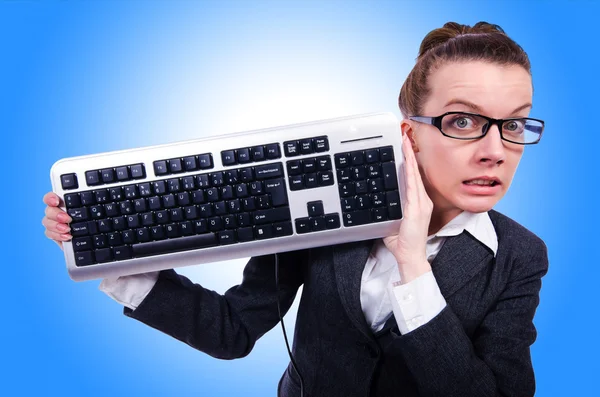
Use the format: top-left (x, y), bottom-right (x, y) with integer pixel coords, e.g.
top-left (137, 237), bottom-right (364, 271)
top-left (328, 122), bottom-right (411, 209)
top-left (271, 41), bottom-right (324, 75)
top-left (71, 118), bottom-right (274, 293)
top-left (405, 61), bottom-right (533, 222)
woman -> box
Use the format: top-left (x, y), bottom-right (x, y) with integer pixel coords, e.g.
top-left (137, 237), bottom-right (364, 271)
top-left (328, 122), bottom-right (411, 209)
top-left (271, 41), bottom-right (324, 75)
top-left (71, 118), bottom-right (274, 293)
top-left (42, 21), bottom-right (548, 397)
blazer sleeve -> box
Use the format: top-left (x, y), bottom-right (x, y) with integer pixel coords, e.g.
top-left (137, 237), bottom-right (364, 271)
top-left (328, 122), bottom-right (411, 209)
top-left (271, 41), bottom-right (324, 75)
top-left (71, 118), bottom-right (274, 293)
top-left (389, 238), bottom-right (549, 397)
top-left (122, 249), bottom-right (309, 360)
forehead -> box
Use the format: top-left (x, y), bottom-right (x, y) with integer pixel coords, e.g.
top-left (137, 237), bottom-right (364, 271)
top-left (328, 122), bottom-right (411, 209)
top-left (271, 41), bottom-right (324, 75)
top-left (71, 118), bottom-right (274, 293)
top-left (424, 61), bottom-right (533, 117)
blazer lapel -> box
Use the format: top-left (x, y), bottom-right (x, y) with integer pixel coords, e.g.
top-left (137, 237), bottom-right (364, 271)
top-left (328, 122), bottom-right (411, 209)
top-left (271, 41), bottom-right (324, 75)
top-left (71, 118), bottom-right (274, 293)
top-left (332, 230), bottom-right (494, 338)
top-left (430, 230), bottom-right (494, 299)
top-left (332, 239), bottom-right (375, 338)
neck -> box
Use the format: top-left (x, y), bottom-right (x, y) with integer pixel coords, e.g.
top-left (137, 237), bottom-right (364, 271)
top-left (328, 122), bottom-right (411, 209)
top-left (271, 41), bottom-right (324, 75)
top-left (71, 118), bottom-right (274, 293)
top-left (428, 206), bottom-right (464, 237)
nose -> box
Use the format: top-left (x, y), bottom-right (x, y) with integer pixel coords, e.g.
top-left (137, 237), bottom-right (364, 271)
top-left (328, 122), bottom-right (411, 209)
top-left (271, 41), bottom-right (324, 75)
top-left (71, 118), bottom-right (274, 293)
top-left (477, 123), bottom-right (506, 165)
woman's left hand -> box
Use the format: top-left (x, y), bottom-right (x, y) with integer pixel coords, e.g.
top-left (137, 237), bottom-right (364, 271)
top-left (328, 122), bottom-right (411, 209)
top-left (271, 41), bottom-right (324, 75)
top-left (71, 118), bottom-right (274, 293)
top-left (382, 131), bottom-right (434, 284)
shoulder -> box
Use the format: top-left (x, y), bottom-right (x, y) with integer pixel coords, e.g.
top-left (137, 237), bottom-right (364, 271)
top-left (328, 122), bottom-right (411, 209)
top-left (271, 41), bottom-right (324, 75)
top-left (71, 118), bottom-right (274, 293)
top-left (488, 209), bottom-right (549, 276)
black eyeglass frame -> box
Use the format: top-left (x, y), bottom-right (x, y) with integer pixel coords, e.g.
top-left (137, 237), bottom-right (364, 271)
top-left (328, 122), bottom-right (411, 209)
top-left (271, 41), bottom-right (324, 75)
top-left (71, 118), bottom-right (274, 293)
top-left (409, 111), bottom-right (545, 145)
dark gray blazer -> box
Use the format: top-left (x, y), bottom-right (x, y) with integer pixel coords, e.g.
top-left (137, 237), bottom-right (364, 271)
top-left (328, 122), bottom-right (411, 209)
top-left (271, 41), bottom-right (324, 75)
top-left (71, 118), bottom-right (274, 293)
top-left (124, 209), bottom-right (549, 397)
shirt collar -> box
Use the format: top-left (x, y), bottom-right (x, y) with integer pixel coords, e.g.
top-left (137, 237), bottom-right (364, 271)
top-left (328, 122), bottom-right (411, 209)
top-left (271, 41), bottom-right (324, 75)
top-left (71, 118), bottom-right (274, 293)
top-left (428, 210), bottom-right (498, 257)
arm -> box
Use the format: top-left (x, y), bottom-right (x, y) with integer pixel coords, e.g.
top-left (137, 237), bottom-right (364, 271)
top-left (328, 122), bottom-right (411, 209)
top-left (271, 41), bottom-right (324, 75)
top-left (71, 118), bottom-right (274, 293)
top-left (122, 249), bottom-right (308, 360)
top-left (390, 240), bottom-right (549, 397)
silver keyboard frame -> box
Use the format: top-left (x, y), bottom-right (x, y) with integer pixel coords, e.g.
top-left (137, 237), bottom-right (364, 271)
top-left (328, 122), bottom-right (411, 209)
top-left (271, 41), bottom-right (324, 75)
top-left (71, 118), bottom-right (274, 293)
top-left (50, 112), bottom-right (406, 281)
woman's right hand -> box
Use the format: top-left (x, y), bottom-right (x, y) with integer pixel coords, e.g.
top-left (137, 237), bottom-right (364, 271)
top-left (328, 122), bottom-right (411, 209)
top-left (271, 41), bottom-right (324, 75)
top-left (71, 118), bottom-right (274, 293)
top-left (42, 192), bottom-right (73, 251)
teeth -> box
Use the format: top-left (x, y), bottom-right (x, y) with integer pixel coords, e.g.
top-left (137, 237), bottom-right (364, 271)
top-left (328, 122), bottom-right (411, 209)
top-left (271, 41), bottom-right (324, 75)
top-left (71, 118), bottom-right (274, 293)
top-left (465, 179), bottom-right (495, 186)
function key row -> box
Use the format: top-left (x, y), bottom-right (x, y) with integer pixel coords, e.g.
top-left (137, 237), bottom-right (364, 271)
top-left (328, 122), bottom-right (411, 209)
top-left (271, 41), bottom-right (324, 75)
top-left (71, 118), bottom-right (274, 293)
top-left (335, 146), bottom-right (394, 168)
top-left (86, 163), bottom-right (146, 187)
top-left (284, 136), bottom-right (329, 157)
top-left (221, 143), bottom-right (281, 166)
top-left (154, 153), bottom-right (213, 177)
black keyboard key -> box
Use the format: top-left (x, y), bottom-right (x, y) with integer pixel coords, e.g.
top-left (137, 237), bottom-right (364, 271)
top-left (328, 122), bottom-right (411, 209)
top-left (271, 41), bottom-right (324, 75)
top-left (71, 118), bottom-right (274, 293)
top-left (225, 170), bottom-right (239, 184)
top-left (343, 210), bottom-right (371, 227)
top-left (74, 251), bottom-right (94, 266)
top-left (273, 221), bottom-right (293, 237)
top-left (237, 148), bottom-right (251, 163)
top-left (135, 227), bottom-right (151, 242)
top-left (199, 203), bottom-right (213, 217)
top-left (122, 229), bottom-right (135, 244)
top-left (167, 178), bottom-right (181, 193)
top-left (165, 223), bottom-right (180, 238)
top-left (341, 198), bottom-right (355, 212)
top-left (355, 181), bottom-right (368, 195)
top-left (222, 150), bottom-right (236, 166)
top-left (317, 156), bottom-right (332, 171)
top-left (284, 141), bottom-right (299, 157)
top-left (70, 222), bottom-right (90, 237)
top-left (141, 212), bottom-right (155, 226)
top-left (162, 194), bottom-right (176, 208)
top-left (80, 191), bottom-right (95, 206)
top-left (182, 176), bottom-right (196, 190)
top-left (318, 171), bottom-right (334, 186)
top-left (183, 156), bottom-right (198, 171)
top-left (223, 215), bottom-right (237, 229)
top-left (307, 201), bottom-right (324, 217)
top-left (208, 217), bottom-right (224, 231)
top-left (299, 139), bottom-right (313, 154)
top-left (237, 213), bottom-right (251, 227)
top-left (239, 168), bottom-right (254, 182)
top-left (85, 170), bottom-right (101, 186)
top-left (130, 164), bottom-right (145, 179)
top-left (255, 163), bottom-right (283, 180)
top-left (93, 235), bottom-right (108, 249)
top-left (139, 183), bottom-right (152, 197)
top-left (124, 185), bottom-right (138, 199)
top-left (116, 166), bottom-right (130, 181)
top-left (198, 154), bottom-right (213, 169)
top-left (252, 207), bottom-right (291, 225)
top-left (371, 192), bottom-right (385, 207)
top-left (113, 245), bottom-right (132, 261)
top-left (380, 146), bottom-right (394, 162)
top-left (295, 218), bottom-right (310, 234)
top-left (61, 173), bottom-right (78, 190)
top-left (98, 219), bottom-right (112, 233)
top-left (100, 168), bottom-right (115, 184)
top-left (64, 193), bottom-right (81, 209)
top-left (287, 160), bottom-right (301, 176)
top-left (365, 149), bottom-right (380, 163)
top-left (218, 230), bottom-right (237, 244)
top-left (256, 194), bottom-right (271, 209)
top-left (132, 233), bottom-right (218, 258)
top-left (310, 217), bottom-right (326, 232)
top-left (237, 227), bottom-right (254, 242)
top-left (168, 158), bottom-right (183, 173)
top-left (127, 214), bottom-right (140, 228)
top-left (235, 183), bottom-right (249, 198)
top-left (95, 189), bottom-right (110, 204)
top-left (305, 173), bottom-right (318, 189)
top-left (211, 172), bottom-right (225, 186)
top-left (382, 162), bottom-right (398, 190)
top-left (372, 207), bottom-right (388, 222)
top-left (350, 151), bottom-right (365, 166)
top-left (386, 191), bottom-right (402, 219)
top-left (196, 174), bottom-right (210, 188)
top-left (151, 225), bottom-right (166, 240)
top-left (303, 158), bottom-right (316, 173)
top-left (95, 248), bottom-right (112, 263)
top-left (265, 143), bottom-right (280, 159)
top-left (73, 236), bottom-right (92, 251)
top-left (154, 160), bottom-right (168, 176)
top-left (107, 232), bottom-right (123, 246)
top-left (251, 146), bottom-right (265, 161)
top-left (356, 195), bottom-right (371, 210)
top-left (214, 201), bottom-right (227, 216)
top-left (369, 178), bottom-right (384, 193)
top-left (249, 181), bottom-right (264, 195)
top-left (109, 187), bottom-right (124, 201)
top-left (180, 221), bottom-right (194, 236)
top-left (255, 225), bottom-right (273, 240)
top-left (68, 207), bottom-right (89, 222)
top-left (314, 136), bottom-right (329, 152)
top-left (264, 178), bottom-right (288, 207)
top-left (335, 153), bottom-right (350, 168)
top-left (325, 213), bottom-right (340, 229)
top-left (90, 205), bottom-right (105, 219)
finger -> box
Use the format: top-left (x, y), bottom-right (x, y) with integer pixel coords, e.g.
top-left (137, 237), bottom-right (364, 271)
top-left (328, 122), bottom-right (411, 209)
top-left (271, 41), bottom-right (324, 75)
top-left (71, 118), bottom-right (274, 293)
top-left (45, 205), bottom-right (72, 223)
top-left (45, 228), bottom-right (72, 242)
top-left (402, 134), bottom-right (419, 210)
top-left (405, 132), bottom-right (429, 209)
top-left (43, 192), bottom-right (61, 207)
top-left (42, 216), bottom-right (70, 234)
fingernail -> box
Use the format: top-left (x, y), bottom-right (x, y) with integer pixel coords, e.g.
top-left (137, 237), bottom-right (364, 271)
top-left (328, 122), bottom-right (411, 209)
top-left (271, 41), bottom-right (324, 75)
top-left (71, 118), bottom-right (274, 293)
top-left (58, 224), bottom-right (70, 232)
top-left (53, 198), bottom-right (59, 206)
top-left (62, 234), bottom-right (72, 241)
top-left (58, 213), bottom-right (71, 223)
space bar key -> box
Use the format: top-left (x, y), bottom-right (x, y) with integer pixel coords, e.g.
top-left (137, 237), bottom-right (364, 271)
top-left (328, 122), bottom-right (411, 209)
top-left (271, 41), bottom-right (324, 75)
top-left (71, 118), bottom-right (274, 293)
top-left (132, 233), bottom-right (218, 258)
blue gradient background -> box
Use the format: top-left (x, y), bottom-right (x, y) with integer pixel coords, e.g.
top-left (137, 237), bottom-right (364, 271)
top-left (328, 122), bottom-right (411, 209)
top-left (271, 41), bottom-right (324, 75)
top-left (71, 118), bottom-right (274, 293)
top-left (4, 0), bottom-right (598, 395)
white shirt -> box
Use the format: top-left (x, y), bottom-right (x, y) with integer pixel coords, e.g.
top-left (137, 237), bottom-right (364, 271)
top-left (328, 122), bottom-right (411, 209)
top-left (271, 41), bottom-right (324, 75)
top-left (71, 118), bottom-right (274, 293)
top-left (100, 210), bottom-right (497, 335)
top-left (361, 210), bottom-right (498, 335)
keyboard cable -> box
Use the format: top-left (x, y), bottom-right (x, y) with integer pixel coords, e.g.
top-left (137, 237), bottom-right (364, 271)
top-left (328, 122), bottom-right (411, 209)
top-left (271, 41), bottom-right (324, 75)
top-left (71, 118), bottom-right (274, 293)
top-left (274, 252), bottom-right (305, 397)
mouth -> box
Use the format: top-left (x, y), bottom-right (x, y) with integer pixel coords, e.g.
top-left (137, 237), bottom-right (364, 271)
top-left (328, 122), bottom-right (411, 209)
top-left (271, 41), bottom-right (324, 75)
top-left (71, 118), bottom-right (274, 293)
top-left (462, 180), bottom-right (500, 187)
top-left (461, 179), bottom-right (502, 195)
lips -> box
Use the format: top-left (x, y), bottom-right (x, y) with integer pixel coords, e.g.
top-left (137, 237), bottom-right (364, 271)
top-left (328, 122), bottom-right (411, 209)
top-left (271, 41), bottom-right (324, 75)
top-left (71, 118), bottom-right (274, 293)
top-left (463, 176), bottom-right (501, 186)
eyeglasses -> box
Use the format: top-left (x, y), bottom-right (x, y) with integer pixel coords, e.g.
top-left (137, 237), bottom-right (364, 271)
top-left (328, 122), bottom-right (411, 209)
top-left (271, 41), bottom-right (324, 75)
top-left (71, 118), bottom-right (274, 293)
top-left (409, 112), bottom-right (545, 145)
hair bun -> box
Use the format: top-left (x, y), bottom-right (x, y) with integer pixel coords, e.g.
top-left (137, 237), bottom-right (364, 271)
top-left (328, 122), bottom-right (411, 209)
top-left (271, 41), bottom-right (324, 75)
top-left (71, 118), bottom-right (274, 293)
top-left (418, 21), bottom-right (506, 58)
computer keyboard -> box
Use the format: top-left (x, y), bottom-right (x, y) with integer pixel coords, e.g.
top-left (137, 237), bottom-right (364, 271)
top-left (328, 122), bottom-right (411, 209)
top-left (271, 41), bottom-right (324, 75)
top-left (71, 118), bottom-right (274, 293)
top-left (50, 112), bottom-right (406, 281)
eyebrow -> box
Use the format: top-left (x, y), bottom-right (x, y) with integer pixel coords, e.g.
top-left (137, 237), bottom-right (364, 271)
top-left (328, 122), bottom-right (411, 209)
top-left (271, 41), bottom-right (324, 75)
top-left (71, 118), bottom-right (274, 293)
top-left (443, 99), bottom-right (533, 115)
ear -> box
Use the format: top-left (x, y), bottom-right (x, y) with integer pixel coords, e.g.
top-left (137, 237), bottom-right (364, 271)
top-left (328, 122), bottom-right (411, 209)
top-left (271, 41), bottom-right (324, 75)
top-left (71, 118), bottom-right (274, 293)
top-left (400, 119), bottom-right (419, 153)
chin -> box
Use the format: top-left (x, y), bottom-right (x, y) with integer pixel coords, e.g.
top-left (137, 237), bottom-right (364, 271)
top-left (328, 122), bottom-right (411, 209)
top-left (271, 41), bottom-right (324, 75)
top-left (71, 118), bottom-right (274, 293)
top-left (459, 198), bottom-right (499, 213)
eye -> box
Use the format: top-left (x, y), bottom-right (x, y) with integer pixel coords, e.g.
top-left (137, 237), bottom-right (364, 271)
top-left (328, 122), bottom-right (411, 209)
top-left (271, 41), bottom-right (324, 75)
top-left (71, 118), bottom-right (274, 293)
top-left (504, 120), bottom-right (525, 133)
top-left (451, 115), bottom-right (477, 129)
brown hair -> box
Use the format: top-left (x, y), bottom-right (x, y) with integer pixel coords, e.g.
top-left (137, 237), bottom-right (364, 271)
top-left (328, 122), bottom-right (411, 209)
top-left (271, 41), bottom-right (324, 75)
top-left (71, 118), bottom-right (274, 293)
top-left (398, 21), bottom-right (531, 118)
